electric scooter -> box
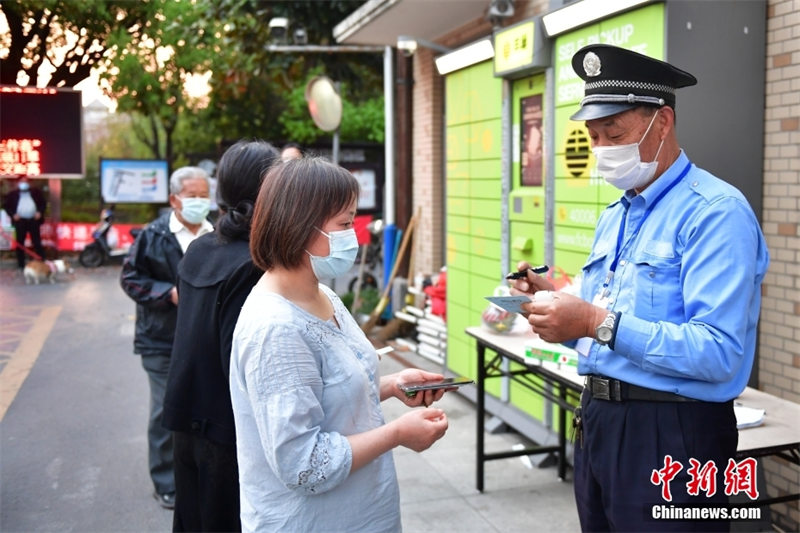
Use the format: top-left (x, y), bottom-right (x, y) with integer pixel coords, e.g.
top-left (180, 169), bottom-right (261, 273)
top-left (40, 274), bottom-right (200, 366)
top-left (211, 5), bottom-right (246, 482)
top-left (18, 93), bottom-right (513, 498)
top-left (79, 206), bottom-right (135, 267)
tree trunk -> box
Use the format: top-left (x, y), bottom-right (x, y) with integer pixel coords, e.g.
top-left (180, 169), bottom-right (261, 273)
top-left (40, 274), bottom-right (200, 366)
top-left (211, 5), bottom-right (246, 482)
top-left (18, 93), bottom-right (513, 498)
top-left (148, 115), bottom-right (163, 161)
top-left (0, 7), bottom-right (27, 85)
top-left (164, 125), bottom-right (175, 175)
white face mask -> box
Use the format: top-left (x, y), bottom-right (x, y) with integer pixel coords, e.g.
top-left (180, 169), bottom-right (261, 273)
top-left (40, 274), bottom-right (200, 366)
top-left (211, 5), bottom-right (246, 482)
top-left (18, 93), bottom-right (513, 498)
top-left (306, 227), bottom-right (359, 280)
top-left (179, 197), bottom-right (211, 224)
top-left (593, 111), bottom-right (664, 191)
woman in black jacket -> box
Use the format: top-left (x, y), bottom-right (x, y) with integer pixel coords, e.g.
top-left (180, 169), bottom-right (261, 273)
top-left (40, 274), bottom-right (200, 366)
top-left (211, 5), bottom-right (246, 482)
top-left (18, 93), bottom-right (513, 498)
top-left (163, 140), bottom-right (279, 532)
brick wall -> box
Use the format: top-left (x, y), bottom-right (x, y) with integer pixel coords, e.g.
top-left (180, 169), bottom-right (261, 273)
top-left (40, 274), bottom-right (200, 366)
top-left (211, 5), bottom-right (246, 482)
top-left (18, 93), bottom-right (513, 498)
top-left (762, 0), bottom-right (800, 403)
top-left (411, 46), bottom-right (444, 276)
top-left (760, 0), bottom-right (800, 529)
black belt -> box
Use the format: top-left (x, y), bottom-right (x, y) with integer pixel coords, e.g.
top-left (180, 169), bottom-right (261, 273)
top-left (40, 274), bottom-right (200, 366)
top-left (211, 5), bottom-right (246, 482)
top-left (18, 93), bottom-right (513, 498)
top-left (585, 375), bottom-right (697, 402)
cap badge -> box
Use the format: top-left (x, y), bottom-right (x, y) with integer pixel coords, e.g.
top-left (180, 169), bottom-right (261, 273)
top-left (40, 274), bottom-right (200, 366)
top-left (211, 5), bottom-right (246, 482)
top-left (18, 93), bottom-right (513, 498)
top-left (583, 52), bottom-right (601, 77)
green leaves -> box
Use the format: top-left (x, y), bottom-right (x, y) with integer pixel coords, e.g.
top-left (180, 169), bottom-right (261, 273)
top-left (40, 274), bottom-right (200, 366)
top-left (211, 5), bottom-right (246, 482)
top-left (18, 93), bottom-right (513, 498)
top-left (1, 0), bottom-right (385, 171)
top-left (0, 0), bottom-right (164, 86)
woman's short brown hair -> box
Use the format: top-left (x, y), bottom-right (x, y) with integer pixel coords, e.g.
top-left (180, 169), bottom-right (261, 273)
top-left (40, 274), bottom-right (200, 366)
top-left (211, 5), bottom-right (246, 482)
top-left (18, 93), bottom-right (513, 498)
top-left (250, 157), bottom-right (360, 271)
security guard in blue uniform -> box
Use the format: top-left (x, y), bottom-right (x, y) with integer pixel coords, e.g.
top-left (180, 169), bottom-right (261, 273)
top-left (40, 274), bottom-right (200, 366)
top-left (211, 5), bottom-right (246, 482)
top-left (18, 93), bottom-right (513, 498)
top-left (513, 44), bottom-right (770, 531)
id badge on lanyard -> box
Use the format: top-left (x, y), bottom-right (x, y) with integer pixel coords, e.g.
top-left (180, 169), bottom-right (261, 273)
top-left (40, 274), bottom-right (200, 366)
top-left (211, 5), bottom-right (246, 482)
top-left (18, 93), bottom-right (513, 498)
top-left (592, 290), bottom-right (611, 310)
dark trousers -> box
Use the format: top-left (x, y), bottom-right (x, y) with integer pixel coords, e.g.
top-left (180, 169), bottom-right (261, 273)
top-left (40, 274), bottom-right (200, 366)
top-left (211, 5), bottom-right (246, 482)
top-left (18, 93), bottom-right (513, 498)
top-left (574, 392), bottom-right (738, 532)
top-left (141, 353), bottom-right (175, 496)
top-left (172, 431), bottom-right (241, 533)
top-left (14, 218), bottom-right (45, 267)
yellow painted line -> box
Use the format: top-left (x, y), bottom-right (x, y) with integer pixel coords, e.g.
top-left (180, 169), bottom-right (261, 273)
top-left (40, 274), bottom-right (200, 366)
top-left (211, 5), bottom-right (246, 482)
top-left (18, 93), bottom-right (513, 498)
top-left (0, 305), bottom-right (62, 421)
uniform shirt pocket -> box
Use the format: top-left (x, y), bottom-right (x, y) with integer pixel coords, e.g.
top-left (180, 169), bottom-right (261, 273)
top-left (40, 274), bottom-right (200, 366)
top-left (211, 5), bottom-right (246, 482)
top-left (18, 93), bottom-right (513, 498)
top-left (629, 240), bottom-right (683, 321)
top-left (581, 245), bottom-right (610, 287)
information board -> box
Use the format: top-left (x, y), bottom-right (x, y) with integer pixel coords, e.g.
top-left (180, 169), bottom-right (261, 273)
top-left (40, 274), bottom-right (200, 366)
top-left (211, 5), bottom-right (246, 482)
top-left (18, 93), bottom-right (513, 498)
top-left (100, 158), bottom-right (169, 204)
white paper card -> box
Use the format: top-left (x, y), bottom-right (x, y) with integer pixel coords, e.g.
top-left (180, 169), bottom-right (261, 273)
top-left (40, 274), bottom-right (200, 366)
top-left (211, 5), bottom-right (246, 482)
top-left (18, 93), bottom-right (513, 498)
top-left (734, 405), bottom-right (766, 429)
top-left (575, 336), bottom-right (594, 357)
top-left (484, 295), bottom-right (533, 315)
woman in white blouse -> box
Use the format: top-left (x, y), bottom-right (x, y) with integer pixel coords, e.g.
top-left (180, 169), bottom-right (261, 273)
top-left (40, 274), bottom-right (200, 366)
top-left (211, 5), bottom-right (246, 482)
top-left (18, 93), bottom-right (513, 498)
top-left (230, 157), bottom-right (449, 533)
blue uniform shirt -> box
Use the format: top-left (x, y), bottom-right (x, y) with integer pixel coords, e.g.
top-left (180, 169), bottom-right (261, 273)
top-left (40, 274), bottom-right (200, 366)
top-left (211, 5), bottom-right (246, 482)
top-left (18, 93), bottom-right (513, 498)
top-left (576, 151), bottom-right (769, 402)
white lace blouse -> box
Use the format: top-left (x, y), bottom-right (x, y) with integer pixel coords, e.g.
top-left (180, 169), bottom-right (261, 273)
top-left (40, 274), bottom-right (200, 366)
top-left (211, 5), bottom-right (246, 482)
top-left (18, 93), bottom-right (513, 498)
top-left (230, 283), bottom-right (401, 533)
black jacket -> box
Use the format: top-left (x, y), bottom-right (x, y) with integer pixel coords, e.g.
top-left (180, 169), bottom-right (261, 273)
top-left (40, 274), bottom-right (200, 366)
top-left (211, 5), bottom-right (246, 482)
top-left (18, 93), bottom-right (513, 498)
top-left (3, 186), bottom-right (47, 222)
top-left (120, 212), bottom-right (184, 356)
top-left (162, 232), bottom-right (262, 444)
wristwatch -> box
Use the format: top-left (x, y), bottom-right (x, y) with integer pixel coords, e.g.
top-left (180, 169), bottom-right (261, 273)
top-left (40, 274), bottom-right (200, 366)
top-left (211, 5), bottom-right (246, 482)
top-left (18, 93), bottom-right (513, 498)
top-left (595, 312), bottom-right (619, 346)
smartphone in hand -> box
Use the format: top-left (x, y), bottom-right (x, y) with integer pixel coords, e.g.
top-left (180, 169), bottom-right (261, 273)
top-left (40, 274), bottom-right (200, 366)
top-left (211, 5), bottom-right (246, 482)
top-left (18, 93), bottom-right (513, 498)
top-left (399, 377), bottom-right (475, 395)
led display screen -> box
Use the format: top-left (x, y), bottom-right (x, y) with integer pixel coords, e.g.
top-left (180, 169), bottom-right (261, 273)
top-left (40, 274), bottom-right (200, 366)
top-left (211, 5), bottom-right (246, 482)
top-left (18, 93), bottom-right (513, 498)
top-left (0, 86), bottom-right (84, 178)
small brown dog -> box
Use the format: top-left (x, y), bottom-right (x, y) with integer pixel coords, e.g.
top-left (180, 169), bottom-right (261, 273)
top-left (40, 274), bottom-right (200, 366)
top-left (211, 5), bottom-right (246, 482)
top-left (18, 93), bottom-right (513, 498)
top-left (23, 259), bottom-right (74, 285)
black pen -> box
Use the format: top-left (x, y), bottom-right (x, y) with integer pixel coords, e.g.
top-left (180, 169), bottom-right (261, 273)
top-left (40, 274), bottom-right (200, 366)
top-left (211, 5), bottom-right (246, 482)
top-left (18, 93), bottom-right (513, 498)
top-left (505, 265), bottom-right (549, 280)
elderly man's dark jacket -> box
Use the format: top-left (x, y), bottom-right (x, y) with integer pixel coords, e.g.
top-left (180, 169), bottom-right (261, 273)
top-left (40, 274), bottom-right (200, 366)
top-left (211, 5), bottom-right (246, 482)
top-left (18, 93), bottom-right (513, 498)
top-left (120, 212), bottom-right (184, 356)
top-left (162, 232), bottom-right (261, 444)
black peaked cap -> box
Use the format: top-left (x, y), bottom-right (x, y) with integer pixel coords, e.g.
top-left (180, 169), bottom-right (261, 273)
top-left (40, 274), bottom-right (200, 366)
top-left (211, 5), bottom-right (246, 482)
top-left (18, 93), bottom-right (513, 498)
top-left (570, 44), bottom-right (697, 121)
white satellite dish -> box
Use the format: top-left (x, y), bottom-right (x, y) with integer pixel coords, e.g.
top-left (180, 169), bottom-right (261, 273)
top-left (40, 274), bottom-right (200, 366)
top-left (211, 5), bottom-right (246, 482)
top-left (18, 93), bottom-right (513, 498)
top-left (305, 76), bottom-right (342, 132)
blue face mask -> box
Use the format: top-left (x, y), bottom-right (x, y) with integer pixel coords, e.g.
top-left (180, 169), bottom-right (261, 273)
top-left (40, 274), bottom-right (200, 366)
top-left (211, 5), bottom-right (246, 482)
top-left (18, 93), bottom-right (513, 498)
top-left (306, 227), bottom-right (359, 280)
top-left (18, 182), bottom-right (30, 192)
top-left (179, 197), bottom-right (210, 224)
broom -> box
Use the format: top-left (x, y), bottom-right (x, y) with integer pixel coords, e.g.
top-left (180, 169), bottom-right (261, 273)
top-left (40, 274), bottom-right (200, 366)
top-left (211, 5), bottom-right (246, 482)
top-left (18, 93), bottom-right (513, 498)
top-left (374, 207), bottom-right (421, 342)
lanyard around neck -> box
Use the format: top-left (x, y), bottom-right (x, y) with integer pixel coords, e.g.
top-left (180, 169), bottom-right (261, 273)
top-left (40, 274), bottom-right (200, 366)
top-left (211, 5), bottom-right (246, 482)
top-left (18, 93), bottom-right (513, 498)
top-left (601, 160), bottom-right (693, 297)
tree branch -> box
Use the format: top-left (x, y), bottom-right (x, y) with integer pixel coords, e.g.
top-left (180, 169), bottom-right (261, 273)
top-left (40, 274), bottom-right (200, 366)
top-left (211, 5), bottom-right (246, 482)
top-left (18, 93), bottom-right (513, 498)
top-left (0, 6), bottom-right (45, 85)
top-left (23, 10), bottom-right (57, 85)
top-left (0, 7), bottom-right (26, 83)
top-left (48, 36), bottom-right (106, 87)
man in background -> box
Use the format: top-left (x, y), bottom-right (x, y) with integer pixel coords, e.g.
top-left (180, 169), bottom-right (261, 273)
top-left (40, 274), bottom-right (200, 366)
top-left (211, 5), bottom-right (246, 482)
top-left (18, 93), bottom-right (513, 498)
top-left (3, 177), bottom-right (47, 269)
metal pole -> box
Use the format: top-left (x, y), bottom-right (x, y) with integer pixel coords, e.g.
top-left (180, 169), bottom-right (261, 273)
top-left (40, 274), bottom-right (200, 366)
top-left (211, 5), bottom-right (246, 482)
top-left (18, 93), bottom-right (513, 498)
top-left (333, 129), bottom-right (340, 165)
top-left (383, 45), bottom-right (395, 226)
top-left (382, 45), bottom-right (396, 292)
top-left (333, 80), bottom-right (342, 165)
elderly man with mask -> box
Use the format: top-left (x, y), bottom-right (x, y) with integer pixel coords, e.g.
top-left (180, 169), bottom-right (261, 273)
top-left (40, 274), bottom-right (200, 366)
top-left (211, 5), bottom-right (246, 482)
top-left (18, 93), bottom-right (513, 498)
top-left (512, 45), bottom-right (769, 532)
top-left (120, 166), bottom-right (213, 510)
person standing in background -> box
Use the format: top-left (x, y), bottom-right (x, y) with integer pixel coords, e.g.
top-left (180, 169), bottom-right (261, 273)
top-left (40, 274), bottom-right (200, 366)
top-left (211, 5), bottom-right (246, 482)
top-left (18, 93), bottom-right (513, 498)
top-left (3, 177), bottom-right (47, 269)
top-left (163, 140), bottom-right (279, 532)
top-left (120, 166), bottom-right (213, 510)
top-left (280, 142), bottom-right (303, 162)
